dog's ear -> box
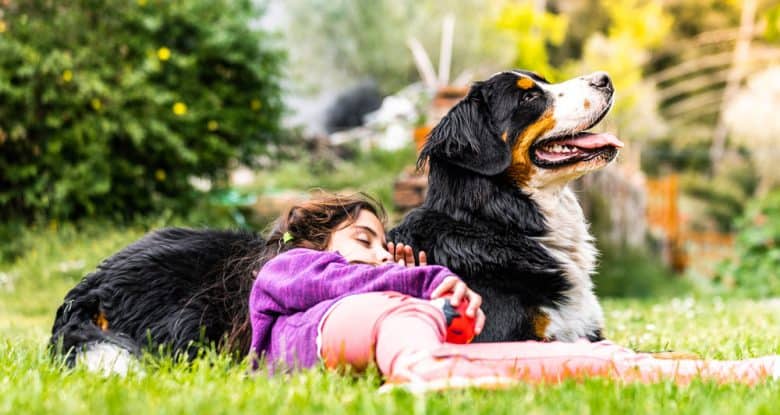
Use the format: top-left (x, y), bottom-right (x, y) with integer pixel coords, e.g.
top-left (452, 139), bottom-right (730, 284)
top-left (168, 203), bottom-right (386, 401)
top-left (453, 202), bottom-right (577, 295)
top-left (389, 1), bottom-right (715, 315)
top-left (418, 84), bottom-right (511, 175)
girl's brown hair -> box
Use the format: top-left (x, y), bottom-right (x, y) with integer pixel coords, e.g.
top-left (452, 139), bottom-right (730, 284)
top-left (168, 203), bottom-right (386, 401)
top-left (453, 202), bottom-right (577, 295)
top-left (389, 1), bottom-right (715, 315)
top-left (223, 192), bottom-right (386, 355)
top-left (261, 192), bottom-right (386, 261)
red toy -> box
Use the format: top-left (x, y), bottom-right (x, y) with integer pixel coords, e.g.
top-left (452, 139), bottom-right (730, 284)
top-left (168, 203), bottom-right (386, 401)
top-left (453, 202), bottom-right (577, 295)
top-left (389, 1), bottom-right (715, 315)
top-left (440, 298), bottom-right (476, 344)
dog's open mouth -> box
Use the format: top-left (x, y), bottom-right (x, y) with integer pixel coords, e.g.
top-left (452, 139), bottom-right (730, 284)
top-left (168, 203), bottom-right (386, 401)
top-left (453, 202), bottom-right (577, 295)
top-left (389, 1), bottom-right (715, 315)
top-left (531, 132), bottom-right (624, 168)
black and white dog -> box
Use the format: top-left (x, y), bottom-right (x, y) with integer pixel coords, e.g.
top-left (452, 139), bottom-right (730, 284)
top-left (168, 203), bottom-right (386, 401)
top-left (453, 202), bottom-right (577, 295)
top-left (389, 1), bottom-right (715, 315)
top-left (390, 70), bottom-right (622, 342)
top-left (50, 70), bottom-right (621, 371)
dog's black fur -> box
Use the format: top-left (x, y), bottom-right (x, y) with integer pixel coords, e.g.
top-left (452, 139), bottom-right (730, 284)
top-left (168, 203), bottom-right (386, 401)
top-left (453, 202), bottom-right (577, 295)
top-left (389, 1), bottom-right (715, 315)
top-left (51, 70), bottom-right (614, 363)
top-left (389, 73), bottom-right (568, 342)
top-left (389, 71), bottom-right (615, 342)
top-left (50, 228), bottom-right (265, 363)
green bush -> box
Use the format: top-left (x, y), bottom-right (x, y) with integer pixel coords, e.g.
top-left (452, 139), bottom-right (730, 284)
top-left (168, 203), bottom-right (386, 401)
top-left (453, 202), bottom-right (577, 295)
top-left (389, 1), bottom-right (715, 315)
top-left (714, 189), bottom-right (780, 297)
top-left (0, 0), bottom-right (284, 221)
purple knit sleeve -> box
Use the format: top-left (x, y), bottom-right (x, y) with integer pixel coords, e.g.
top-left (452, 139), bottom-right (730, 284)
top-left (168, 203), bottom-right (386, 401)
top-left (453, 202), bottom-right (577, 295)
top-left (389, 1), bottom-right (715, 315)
top-left (252, 248), bottom-right (454, 314)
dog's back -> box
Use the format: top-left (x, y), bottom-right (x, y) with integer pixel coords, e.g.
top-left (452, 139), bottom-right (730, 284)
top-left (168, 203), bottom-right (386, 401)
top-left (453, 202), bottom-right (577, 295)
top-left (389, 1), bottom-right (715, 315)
top-left (50, 228), bottom-right (264, 368)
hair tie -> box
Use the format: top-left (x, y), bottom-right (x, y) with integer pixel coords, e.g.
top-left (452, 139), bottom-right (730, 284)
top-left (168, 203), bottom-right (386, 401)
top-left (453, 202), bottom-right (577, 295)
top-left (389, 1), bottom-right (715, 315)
top-left (282, 231), bottom-right (294, 244)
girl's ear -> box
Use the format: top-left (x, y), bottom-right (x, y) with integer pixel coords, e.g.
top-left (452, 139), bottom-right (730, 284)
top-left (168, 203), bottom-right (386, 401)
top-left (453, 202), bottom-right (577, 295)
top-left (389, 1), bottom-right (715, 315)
top-left (418, 84), bottom-right (511, 176)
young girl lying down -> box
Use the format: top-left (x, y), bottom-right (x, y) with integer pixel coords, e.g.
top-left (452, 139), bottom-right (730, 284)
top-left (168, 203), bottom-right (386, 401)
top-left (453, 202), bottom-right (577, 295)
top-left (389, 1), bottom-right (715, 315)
top-left (249, 193), bottom-right (779, 391)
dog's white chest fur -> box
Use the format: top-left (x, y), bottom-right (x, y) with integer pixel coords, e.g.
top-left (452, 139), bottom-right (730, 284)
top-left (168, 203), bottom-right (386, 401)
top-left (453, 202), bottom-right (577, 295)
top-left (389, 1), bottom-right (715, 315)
top-left (529, 186), bottom-right (604, 341)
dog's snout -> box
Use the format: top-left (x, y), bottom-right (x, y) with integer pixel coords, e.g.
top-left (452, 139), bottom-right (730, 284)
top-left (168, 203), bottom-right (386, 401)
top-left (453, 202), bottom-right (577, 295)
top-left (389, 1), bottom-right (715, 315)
top-left (587, 72), bottom-right (613, 93)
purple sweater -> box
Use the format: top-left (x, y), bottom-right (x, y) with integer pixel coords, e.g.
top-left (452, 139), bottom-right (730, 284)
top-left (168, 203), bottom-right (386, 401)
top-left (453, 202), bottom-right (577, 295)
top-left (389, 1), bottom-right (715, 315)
top-left (249, 248), bottom-right (453, 370)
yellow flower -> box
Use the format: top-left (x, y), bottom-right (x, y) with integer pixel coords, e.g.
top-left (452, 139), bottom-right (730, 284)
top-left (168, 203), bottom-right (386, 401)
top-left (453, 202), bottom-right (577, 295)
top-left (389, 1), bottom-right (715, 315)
top-left (91, 98), bottom-right (102, 111)
top-left (62, 70), bottom-right (73, 83)
top-left (157, 47), bottom-right (171, 61)
top-left (0, 21), bottom-right (7, 34)
top-left (155, 169), bottom-right (166, 181)
top-left (172, 102), bottom-right (187, 116)
top-left (207, 120), bottom-right (219, 131)
top-left (250, 99), bottom-right (262, 111)
top-left (138, 0), bottom-right (147, 5)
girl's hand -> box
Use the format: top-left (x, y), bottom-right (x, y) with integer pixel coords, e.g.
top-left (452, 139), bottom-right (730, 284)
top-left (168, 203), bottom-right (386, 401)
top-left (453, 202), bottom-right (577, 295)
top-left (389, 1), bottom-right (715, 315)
top-left (387, 242), bottom-right (427, 267)
top-left (430, 276), bottom-right (486, 335)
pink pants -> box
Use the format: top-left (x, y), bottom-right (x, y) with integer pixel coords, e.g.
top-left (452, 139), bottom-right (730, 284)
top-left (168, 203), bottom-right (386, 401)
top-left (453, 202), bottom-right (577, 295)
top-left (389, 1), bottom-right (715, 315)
top-left (320, 292), bottom-right (778, 386)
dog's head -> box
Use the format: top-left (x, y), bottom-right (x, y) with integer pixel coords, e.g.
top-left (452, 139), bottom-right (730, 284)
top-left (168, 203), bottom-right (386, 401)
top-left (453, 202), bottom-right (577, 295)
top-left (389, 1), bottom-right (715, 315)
top-left (420, 70), bottom-right (623, 190)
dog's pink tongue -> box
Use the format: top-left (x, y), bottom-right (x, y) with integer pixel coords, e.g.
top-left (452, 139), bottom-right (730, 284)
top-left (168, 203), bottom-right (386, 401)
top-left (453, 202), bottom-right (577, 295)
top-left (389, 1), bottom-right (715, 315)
top-left (563, 132), bottom-right (624, 149)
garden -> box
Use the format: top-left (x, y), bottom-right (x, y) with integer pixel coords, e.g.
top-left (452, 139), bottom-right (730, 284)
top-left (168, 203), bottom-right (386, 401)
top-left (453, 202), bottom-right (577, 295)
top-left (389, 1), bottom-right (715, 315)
top-left (2, 0), bottom-right (780, 413)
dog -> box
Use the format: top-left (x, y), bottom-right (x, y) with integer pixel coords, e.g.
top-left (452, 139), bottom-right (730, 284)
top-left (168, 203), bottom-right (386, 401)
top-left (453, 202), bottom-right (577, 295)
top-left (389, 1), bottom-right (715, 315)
top-left (50, 70), bottom-right (621, 369)
top-left (388, 70), bottom-right (622, 342)
top-left (50, 228), bottom-right (266, 369)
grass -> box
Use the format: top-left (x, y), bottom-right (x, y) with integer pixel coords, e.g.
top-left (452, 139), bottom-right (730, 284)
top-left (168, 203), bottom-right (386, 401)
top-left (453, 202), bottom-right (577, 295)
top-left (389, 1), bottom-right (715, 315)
top-left (2, 220), bottom-right (780, 414)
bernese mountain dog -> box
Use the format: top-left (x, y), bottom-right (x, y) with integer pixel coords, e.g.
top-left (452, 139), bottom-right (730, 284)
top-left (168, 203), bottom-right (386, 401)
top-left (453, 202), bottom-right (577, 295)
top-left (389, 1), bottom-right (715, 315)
top-left (50, 70), bottom-right (622, 370)
top-left (389, 70), bottom-right (622, 342)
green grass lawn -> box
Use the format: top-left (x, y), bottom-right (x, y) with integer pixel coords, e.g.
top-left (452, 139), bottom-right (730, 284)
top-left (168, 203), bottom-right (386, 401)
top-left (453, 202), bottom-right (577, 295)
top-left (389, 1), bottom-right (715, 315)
top-left (1, 225), bottom-right (779, 414)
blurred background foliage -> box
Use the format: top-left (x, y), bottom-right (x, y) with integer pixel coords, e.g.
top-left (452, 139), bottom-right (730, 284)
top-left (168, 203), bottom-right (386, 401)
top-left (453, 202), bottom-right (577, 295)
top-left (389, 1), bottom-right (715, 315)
top-left (2, 0), bottom-right (780, 297)
top-left (713, 189), bottom-right (780, 297)
top-left (0, 0), bottom-right (285, 222)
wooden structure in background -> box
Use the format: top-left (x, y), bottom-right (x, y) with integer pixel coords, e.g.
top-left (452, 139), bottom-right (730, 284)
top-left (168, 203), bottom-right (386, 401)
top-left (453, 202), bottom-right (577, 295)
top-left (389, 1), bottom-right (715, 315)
top-left (646, 174), bottom-right (684, 270)
top-left (429, 86), bottom-right (469, 122)
top-left (646, 174), bottom-right (735, 273)
top-left (393, 166), bottom-right (428, 210)
top-left (413, 125), bottom-right (432, 153)
top-left (679, 232), bottom-right (735, 277)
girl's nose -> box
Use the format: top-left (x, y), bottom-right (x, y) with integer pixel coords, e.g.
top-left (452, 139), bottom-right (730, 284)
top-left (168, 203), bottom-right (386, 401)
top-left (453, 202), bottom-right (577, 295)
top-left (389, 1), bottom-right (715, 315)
top-left (377, 247), bottom-right (393, 264)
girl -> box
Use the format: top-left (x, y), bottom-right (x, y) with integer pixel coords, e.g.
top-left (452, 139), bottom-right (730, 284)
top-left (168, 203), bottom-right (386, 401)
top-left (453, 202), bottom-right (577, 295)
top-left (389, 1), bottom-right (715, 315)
top-left (249, 193), bottom-right (779, 391)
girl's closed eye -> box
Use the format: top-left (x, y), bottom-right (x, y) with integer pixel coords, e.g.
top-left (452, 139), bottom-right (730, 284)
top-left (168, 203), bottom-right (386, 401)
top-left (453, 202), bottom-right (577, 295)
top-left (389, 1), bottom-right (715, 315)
top-left (355, 232), bottom-right (371, 246)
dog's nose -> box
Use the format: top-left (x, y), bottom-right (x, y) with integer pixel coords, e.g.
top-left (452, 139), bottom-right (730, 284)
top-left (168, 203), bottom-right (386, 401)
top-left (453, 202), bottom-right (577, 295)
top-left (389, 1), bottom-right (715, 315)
top-left (587, 72), bottom-right (613, 93)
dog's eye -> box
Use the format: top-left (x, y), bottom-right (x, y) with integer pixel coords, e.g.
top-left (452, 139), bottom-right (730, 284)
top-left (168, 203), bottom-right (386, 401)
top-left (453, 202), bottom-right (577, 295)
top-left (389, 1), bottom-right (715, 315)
top-left (521, 91), bottom-right (541, 103)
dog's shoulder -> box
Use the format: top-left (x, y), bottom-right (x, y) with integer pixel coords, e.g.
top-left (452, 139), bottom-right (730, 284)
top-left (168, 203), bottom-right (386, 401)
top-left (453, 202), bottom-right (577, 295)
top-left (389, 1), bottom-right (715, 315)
top-left (389, 207), bottom-right (563, 287)
top-left (389, 208), bottom-right (468, 243)
top-left (389, 208), bottom-right (495, 252)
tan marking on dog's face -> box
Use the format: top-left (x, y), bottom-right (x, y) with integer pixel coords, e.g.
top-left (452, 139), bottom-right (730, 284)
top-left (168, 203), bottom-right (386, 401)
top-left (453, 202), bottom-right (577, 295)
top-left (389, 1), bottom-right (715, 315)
top-left (506, 110), bottom-right (556, 187)
top-left (583, 99), bottom-right (590, 109)
top-left (94, 311), bottom-right (109, 332)
top-left (501, 131), bottom-right (508, 142)
top-left (517, 77), bottom-right (535, 90)
top-left (533, 310), bottom-right (551, 339)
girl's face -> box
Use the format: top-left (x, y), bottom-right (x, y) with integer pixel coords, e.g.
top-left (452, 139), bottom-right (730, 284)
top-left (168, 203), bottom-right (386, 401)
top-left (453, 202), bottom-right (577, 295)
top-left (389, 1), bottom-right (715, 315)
top-left (326, 209), bottom-right (393, 265)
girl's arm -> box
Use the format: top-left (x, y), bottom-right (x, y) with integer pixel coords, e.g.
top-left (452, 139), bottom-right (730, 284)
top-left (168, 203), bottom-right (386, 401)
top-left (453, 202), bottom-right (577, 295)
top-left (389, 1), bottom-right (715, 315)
top-left (252, 248), bottom-right (453, 315)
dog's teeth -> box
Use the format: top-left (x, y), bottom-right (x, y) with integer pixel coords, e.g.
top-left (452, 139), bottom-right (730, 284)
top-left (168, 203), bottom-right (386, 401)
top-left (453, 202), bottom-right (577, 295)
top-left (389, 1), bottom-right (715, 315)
top-left (543, 144), bottom-right (581, 154)
top-left (546, 144), bottom-right (577, 154)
